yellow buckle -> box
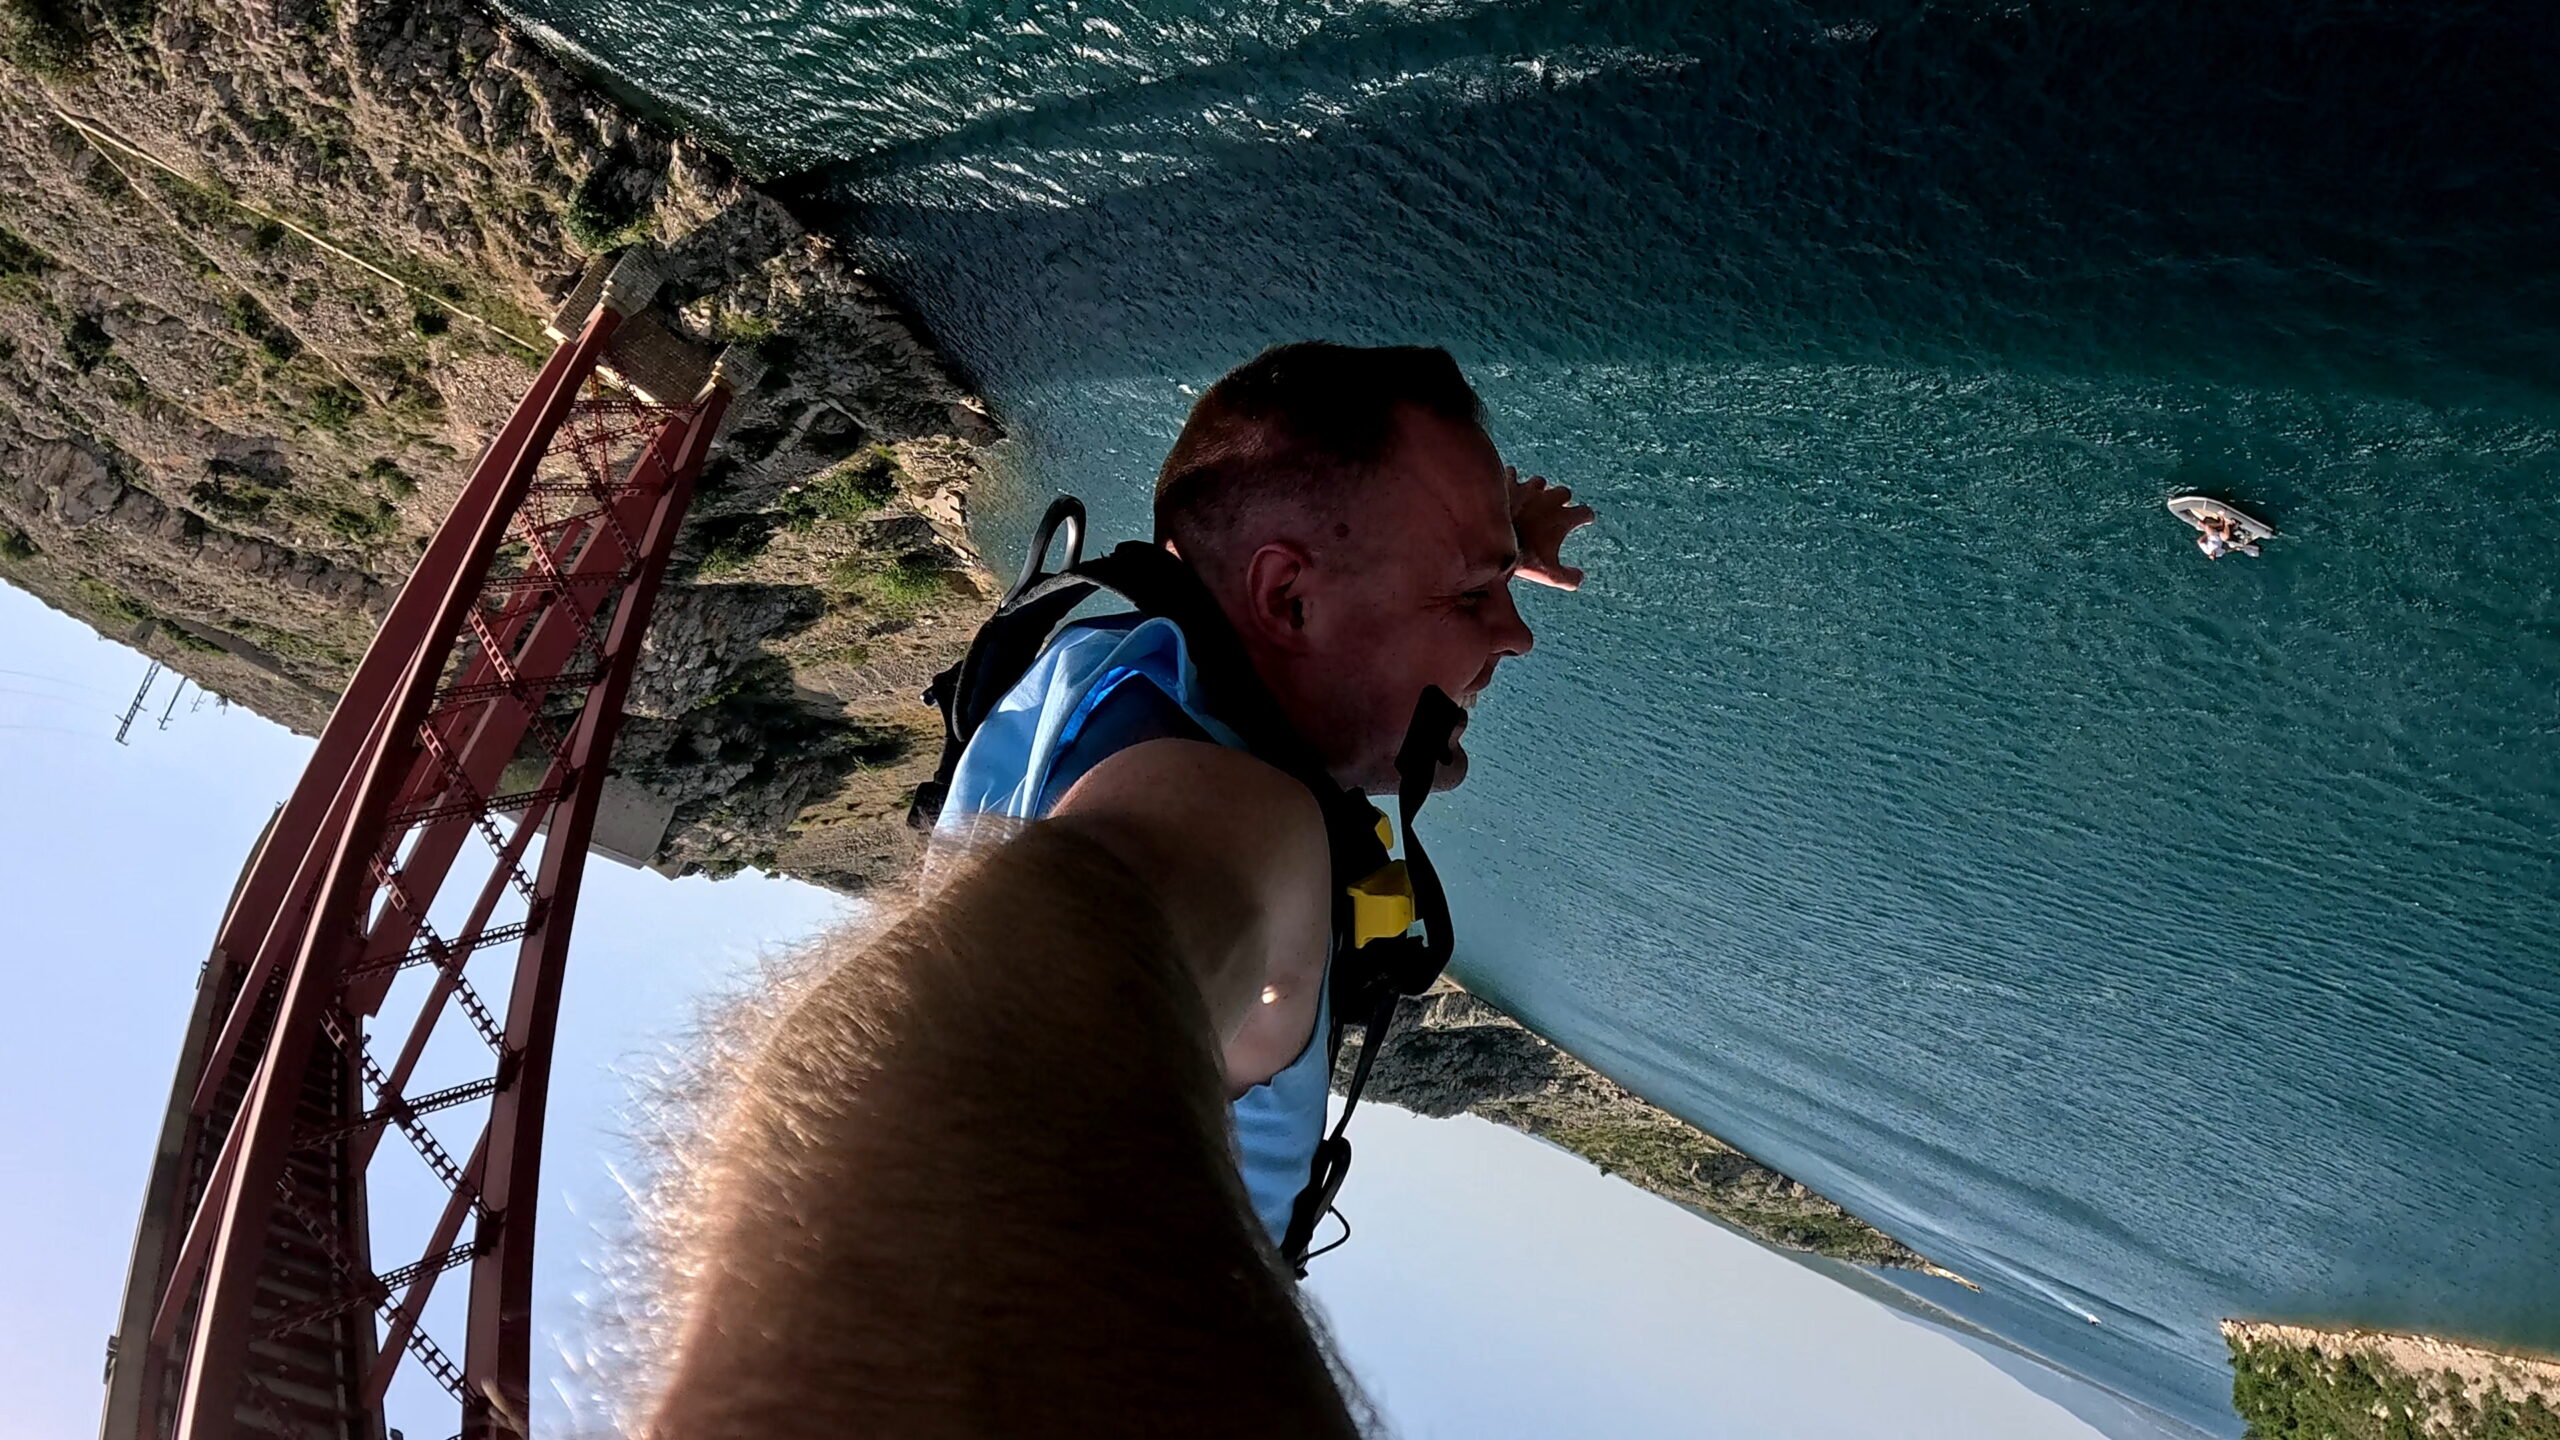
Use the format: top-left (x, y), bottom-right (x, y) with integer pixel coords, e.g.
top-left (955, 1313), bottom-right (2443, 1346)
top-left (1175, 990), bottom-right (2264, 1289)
top-left (1348, 861), bottom-right (1415, 946)
top-left (1371, 807), bottom-right (1394, 850)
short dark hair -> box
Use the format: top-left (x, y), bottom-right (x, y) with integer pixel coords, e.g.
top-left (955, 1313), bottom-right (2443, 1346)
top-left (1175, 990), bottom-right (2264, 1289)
top-left (1154, 342), bottom-right (1485, 571)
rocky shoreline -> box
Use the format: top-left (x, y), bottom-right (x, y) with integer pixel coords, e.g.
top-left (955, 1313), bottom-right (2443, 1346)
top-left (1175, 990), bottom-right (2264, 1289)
top-left (2224, 1321), bottom-right (2560, 1439)
top-left (2, 0), bottom-right (1957, 1278)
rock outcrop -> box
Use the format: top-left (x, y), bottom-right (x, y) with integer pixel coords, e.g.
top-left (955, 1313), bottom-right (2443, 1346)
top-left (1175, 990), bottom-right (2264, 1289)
top-left (0, 0), bottom-right (998, 887)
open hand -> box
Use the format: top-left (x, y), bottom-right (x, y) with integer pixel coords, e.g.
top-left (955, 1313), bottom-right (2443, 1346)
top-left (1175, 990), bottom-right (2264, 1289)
top-left (1508, 465), bottom-right (1596, 590)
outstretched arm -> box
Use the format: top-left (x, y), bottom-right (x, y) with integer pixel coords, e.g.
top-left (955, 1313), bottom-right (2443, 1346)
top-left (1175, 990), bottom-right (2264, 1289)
top-left (647, 740), bottom-right (1352, 1440)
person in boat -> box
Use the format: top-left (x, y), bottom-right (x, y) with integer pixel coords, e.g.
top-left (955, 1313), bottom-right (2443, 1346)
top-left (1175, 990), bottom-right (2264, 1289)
top-left (648, 343), bottom-right (1594, 1438)
top-left (2194, 510), bottom-right (2262, 560)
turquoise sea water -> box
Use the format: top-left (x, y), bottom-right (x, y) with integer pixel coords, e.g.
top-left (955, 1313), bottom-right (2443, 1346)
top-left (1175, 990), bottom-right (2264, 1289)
top-left (501, 4), bottom-right (2560, 1430)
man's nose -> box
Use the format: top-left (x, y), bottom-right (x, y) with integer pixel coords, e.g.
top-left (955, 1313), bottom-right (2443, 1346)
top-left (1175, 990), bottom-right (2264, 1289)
top-left (1491, 584), bottom-right (1534, 658)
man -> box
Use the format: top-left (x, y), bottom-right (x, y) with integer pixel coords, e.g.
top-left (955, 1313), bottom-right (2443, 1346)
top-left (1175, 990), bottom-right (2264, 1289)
top-left (2194, 511), bottom-right (2261, 560)
top-left (647, 344), bottom-right (1592, 1437)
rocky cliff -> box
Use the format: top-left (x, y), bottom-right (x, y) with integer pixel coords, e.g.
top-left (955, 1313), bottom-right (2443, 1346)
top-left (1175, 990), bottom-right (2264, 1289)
top-left (1338, 985), bottom-right (1957, 1271)
top-left (0, 0), bottom-right (996, 887)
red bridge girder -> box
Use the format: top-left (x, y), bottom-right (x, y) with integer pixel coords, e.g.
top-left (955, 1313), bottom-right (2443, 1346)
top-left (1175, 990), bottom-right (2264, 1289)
top-left (101, 251), bottom-right (759, 1440)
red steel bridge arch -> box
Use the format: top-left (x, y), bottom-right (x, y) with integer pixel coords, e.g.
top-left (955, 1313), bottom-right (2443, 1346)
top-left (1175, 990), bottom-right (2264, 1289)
top-left (100, 251), bottom-right (760, 1440)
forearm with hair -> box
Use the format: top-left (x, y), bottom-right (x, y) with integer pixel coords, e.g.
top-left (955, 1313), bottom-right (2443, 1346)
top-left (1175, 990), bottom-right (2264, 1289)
top-left (647, 821), bottom-right (1358, 1440)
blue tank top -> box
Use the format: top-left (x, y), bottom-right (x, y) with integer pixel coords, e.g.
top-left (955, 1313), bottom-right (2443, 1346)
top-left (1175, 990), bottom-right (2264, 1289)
top-left (932, 613), bottom-right (1333, 1247)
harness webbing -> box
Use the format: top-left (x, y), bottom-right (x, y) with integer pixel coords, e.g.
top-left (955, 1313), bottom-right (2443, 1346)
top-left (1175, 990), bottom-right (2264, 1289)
top-left (1277, 685), bottom-right (1460, 1269)
top-left (912, 497), bottom-right (1462, 1273)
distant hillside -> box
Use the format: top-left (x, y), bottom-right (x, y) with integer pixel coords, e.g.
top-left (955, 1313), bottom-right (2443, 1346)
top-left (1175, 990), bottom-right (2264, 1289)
top-left (1, 0), bottom-right (998, 888)
top-left (2225, 1321), bottom-right (2560, 1439)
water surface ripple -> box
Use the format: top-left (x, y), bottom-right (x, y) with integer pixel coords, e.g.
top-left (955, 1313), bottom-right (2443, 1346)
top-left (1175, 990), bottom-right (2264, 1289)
top-left (501, 3), bottom-right (2560, 1430)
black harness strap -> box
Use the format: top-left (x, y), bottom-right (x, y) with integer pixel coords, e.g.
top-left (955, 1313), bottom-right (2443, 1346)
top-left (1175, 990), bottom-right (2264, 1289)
top-left (913, 496), bottom-right (1464, 1273)
top-left (908, 498), bottom-right (1095, 831)
top-left (1277, 687), bottom-right (1460, 1272)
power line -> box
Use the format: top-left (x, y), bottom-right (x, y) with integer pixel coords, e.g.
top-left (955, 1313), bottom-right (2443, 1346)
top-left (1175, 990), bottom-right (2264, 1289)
top-left (115, 660), bottom-right (161, 745)
top-left (0, 666), bottom-right (114, 695)
top-left (0, 685), bottom-right (111, 709)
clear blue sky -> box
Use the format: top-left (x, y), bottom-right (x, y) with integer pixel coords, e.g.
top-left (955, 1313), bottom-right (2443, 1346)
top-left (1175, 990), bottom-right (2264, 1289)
top-left (0, 580), bottom-right (2106, 1438)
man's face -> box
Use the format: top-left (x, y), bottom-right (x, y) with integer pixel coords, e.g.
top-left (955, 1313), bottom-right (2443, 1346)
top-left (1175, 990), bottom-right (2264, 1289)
top-left (1284, 408), bottom-right (1534, 793)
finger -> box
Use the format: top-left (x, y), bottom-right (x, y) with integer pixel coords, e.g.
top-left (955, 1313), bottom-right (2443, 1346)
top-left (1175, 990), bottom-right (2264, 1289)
top-left (1562, 503), bottom-right (1595, 526)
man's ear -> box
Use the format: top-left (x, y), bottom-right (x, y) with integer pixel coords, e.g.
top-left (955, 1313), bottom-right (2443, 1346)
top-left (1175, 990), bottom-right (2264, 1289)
top-left (1238, 541), bottom-right (1316, 652)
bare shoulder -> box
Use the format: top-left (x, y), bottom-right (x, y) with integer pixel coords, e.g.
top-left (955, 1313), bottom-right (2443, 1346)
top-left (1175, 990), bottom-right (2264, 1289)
top-left (1050, 737), bottom-right (1326, 881)
top-left (1048, 739), bottom-right (1330, 1046)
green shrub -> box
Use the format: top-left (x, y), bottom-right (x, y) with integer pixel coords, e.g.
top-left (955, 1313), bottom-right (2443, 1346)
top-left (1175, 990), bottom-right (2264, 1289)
top-left (710, 309), bottom-right (778, 347)
top-left (158, 174), bottom-right (235, 231)
top-left (0, 525), bottom-right (38, 561)
top-left (325, 500), bottom-right (396, 545)
top-left (192, 457), bottom-right (287, 521)
top-left (302, 381), bottom-right (365, 433)
top-left (2, 0), bottom-right (95, 76)
top-left (307, 128), bottom-right (352, 173)
top-left (77, 157), bottom-right (126, 198)
top-left (190, 478), bottom-right (270, 520)
top-left (225, 291), bottom-right (300, 362)
top-left (103, 358), bottom-right (152, 408)
top-left (410, 304), bottom-right (450, 337)
top-left (230, 618), bottom-right (356, 670)
top-left (0, 224), bottom-right (53, 297)
top-left (691, 512), bottom-right (772, 576)
top-left (780, 448), bottom-right (898, 530)
top-left (830, 551), bottom-right (950, 616)
top-left (363, 457), bottom-right (417, 496)
top-left (63, 313), bottom-right (112, 371)
top-left (70, 575), bottom-right (151, 633)
top-left (358, 350), bottom-right (442, 420)
top-left (161, 624), bottom-right (226, 656)
top-left (564, 158), bottom-right (654, 254)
